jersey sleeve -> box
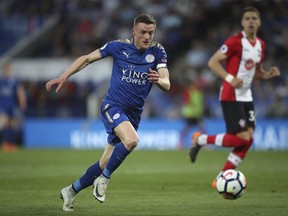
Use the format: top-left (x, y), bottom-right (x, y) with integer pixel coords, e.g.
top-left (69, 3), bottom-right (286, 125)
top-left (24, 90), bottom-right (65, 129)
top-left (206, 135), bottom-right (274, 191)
top-left (155, 44), bottom-right (168, 70)
top-left (99, 41), bottom-right (118, 58)
top-left (258, 38), bottom-right (266, 64)
top-left (220, 36), bottom-right (240, 57)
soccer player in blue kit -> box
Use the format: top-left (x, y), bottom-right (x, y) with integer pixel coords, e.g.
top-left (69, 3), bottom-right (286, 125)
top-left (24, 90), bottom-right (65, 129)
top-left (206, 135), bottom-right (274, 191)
top-left (46, 14), bottom-right (170, 211)
top-left (0, 63), bottom-right (26, 153)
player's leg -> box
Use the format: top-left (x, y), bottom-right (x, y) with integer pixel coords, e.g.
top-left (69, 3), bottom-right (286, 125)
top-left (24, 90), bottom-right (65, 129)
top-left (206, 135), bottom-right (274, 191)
top-left (60, 144), bottom-right (114, 211)
top-left (220, 131), bottom-right (253, 169)
top-left (220, 131), bottom-right (254, 174)
top-left (213, 102), bottom-right (255, 187)
top-left (73, 144), bottom-right (114, 192)
top-left (231, 130), bottom-right (254, 160)
top-left (190, 132), bottom-right (254, 163)
top-left (0, 113), bottom-right (17, 153)
top-left (102, 121), bottom-right (137, 177)
top-left (220, 102), bottom-right (255, 171)
top-left (179, 118), bottom-right (194, 148)
top-left (8, 116), bottom-right (20, 152)
top-left (93, 103), bottom-right (140, 202)
top-left (211, 131), bottom-right (253, 188)
top-left (93, 121), bottom-right (137, 202)
top-left (189, 101), bottom-right (249, 163)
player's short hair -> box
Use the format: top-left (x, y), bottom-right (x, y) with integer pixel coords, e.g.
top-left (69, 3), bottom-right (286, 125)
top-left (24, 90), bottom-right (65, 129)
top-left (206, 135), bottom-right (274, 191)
top-left (241, 6), bottom-right (261, 20)
top-left (134, 14), bottom-right (156, 26)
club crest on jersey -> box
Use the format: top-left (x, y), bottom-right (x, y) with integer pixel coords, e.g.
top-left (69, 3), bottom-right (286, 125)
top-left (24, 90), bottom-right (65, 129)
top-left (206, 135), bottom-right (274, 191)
top-left (145, 54), bottom-right (155, 63)
top-left (245, 59), bottom-right (255, 70)
top-left (113, 113), bottom-right (120, 120)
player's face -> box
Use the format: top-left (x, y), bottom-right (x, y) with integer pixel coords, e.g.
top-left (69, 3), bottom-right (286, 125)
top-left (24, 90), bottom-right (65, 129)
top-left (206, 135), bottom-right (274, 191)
top-left (133, 23), bottom-right (155, 50)
top-left (241, 11), bottom-right (261, 36)
top-left (2, 64), bottom-right (11, 78)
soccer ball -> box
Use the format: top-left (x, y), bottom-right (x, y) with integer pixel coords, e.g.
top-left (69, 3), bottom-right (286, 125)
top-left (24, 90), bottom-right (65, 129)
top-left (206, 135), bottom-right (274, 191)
top-left (216, 169), bottom-right (247, 200)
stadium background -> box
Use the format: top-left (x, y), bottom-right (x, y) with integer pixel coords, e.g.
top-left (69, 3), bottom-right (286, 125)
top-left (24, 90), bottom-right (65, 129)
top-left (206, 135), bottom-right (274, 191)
top-left (1, 0), bottom-right (287, 150)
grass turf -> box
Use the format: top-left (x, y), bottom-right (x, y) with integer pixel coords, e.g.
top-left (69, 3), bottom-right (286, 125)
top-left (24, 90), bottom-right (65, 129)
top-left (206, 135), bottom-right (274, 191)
top-left (0, 149), bottom-right (288, 216)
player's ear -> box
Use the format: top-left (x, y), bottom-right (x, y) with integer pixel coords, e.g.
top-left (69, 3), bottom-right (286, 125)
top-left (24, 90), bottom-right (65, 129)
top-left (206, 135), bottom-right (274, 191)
top-left (132, 27), bottom-right (135, 35)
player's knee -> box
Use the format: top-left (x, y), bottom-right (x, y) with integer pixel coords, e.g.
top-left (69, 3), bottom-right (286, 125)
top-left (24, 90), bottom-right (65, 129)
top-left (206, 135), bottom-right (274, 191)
top-left (247, 137), bottom-right (254, 147)
top-left (236, 130), bottom-right (251, 142)
top-left (123, 137), bottom-right (139, 151)
top-left (236, 132), bottom-right (254, 148)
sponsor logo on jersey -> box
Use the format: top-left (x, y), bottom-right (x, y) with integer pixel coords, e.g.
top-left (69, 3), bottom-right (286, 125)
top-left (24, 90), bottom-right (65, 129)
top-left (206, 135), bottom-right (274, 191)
top-left (245, 59), bottom-right (255, 70)
top-left (145, 54), bottom-right (155, 63)
top-left (121, 68), bottom-right (149, 85)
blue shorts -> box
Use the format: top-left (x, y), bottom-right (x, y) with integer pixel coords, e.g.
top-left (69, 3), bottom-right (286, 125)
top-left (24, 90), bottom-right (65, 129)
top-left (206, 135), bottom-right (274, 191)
top-left (100, 101), bottom-right (142, 145)
top-left (0, 106), bottom-right (19, 118)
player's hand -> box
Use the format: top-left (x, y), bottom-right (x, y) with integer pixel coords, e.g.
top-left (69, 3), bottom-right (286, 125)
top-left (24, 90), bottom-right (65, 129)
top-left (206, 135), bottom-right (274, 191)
top-left (46, 77), bottom-right (65, 93)
top-left (269, 67), bottom-right (280, 78)
top-left (230, 77), bottom-right (243, 89)
top-left (148, 68), bottom-right (159, 84)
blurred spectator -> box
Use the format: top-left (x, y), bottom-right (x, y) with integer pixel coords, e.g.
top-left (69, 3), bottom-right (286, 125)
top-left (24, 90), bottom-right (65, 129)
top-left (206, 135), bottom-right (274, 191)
top-left (266, 82), bottom-right (288, 118)
top-left (266, 95), bottom-right (288, 118)
top-left (185, 40), bottom-right (209, 69)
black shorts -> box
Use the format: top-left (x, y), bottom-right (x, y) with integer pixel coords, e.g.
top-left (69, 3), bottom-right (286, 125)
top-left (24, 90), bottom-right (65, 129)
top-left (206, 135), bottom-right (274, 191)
top-left (221, 101), bottom-right (256, 134)
top-left (184, 117), bottom-right (202, 127)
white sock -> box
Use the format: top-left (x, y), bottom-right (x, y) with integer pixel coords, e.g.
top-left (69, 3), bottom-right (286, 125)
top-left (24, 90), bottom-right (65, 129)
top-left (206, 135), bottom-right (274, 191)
top-left (197, 134), bottom-right (208, 145)
top-left (215, 134), bottom-right (225, 146)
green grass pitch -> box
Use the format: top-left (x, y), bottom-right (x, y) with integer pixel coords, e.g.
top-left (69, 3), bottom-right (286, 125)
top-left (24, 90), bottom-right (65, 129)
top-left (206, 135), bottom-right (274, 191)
top-left (0, 149), bottom-right (288, 216)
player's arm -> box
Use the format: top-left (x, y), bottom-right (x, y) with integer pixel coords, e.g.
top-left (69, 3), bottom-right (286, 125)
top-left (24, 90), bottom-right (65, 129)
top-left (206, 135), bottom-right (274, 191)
top-left (17, 84), bottom-right (27, 111)
top-left (46, 49), bottom-right (102, 93)
top-left (254, 63), bottom-right (280, 80)
top-left (148, 68), bottom-right (170, 91)
top-left (208, 50), bottom-right (243, 88)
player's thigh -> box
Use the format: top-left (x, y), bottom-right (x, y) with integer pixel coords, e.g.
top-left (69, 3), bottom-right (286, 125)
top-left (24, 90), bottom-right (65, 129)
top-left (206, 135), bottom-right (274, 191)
top-left (243, 102), bottom-right (256, 129)
top-left (0, 113), bottom-right (9, 128)
top-left (114, 121), bottom-right (138, 147)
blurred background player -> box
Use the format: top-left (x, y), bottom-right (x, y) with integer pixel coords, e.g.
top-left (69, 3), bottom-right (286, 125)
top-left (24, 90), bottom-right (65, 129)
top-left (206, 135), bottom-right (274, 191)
top-left (0, 62), bottom-right (26, 153)
top-left (189, 6), bottom-right (280, 187)
top-left (46, 14), bottom-right (170, 211)
top-left (179, 76), bottom-right (204, 148)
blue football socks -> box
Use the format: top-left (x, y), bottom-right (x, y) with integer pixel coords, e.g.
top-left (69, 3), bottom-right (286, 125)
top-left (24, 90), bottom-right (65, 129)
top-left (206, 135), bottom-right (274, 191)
top-left (71, 143), bottom-right (131, 193)
top-left (72, 161), bottom-right (102, 193)
top-left (102, 142), bottom-right (130, 178)
top-left (2, 128), bottom-right (17, 143)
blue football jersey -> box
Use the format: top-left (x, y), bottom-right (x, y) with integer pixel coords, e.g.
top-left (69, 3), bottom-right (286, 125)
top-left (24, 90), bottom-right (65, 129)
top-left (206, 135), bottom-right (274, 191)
top-left (99, 39), bottom-right (167, 111)
top-left (0, 77), bottom-right (19, 109)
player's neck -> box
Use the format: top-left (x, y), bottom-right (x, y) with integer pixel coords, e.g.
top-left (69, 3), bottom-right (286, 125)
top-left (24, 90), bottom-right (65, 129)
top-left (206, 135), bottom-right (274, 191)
top-left (247, 36), bottom-right (256, 43)
top-left (245, 31), bottom-right (256, 43)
